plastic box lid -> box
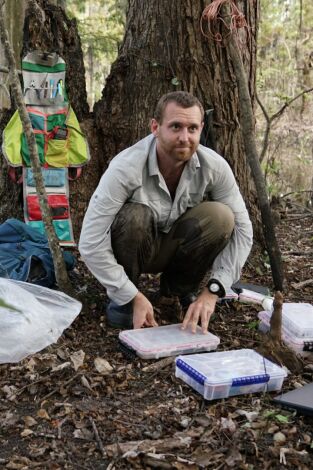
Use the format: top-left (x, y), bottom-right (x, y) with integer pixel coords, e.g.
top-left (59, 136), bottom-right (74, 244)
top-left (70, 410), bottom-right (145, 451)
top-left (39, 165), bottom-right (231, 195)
top-left (258, 311), bottom-right (313, 355)
top-left (175, 349), bottom-right (287, 400)
top-left (260, 303), bottom-right (313, 338)
top-left (118, 324), bottom-right (220, 359)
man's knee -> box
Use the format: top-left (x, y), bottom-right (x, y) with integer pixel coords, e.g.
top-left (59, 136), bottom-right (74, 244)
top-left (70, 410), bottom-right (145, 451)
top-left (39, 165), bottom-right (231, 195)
top-left (182, 201), bottom-right (234, 236)
top-left (203, 201), bottom-right (235, 238)
top-left (111, 203), bottom-right (155, 241)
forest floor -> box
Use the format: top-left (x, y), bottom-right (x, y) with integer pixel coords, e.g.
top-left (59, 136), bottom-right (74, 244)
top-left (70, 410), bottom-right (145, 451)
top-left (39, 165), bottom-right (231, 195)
top-left (0, 198), bottom-right (313, 470)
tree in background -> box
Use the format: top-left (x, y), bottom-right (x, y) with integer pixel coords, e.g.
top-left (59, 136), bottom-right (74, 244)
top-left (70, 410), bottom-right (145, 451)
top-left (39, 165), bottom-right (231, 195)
top-left (94, 0), bottom-right (260, 229)
top-left (66, 0), bottom-right (126, 109)
top-left (257, 0), bottom-right (313, 198)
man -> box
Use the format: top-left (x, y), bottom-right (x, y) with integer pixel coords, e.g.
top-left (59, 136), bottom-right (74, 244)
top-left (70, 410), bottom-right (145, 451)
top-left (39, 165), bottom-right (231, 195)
top-left (79, 91), bottom-right (253, 333)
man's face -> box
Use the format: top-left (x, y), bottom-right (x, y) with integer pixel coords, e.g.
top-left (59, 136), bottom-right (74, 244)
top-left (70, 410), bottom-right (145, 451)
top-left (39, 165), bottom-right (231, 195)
top-left (151, 102), bottom-right (204, 163)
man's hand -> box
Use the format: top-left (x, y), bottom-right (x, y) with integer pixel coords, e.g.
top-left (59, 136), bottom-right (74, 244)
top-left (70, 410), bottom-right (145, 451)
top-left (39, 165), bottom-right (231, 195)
top-left (133, 291), bottom-right (158, 329)
top-left (181, 287), bottom-right (217, 334)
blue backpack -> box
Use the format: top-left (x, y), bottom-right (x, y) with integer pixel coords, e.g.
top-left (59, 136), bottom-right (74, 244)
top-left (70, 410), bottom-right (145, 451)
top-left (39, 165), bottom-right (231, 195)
top-left (0, 218), bottom-right (75, 287)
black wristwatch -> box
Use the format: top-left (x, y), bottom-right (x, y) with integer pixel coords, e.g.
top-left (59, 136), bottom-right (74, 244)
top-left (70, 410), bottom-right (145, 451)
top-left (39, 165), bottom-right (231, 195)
top-left (207, 279), bottom-right (225, 298)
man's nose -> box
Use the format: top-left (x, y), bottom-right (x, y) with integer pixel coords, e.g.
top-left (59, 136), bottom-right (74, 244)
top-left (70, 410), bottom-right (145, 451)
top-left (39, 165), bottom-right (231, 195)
top-left (179, 128), bottom-right (189, 142)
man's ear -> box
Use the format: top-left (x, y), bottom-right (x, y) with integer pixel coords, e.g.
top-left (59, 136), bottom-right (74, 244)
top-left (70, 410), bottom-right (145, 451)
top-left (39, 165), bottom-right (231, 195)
top-left (151, 118), bottom-right (159, 136)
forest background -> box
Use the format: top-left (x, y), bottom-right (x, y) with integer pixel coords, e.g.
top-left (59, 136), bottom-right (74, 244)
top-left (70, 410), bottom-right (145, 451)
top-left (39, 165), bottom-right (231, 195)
top-left (0, 2), bottom-right (313, 468)
top-left (66, 0), bottom-right (313, 200)
top-left (0, 0), bottom-right (312, 203)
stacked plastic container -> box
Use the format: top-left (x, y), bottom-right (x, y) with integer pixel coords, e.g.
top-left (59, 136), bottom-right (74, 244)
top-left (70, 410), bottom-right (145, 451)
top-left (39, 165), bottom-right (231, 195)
top-left (175, 349), bottom-right (287, 400)
top-left (258, 300), bottom-right (313, 357)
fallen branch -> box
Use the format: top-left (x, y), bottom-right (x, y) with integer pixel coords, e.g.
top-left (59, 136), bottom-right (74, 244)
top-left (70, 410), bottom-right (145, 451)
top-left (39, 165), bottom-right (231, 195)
top-left (141, 356), bottom-right (174, 373)
top-left (291, 279), bottom-right (313, 289)
top-left (283, 250), bottom-right (313, 256)
top-left (105, 434), bottom-right (193, 458)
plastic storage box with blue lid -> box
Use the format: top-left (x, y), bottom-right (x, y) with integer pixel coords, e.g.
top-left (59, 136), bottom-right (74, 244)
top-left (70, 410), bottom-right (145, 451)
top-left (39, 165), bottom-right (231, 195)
top-left (175, 349), bottom-right (287, 400)
top-left (118, 324), bottom-right (220, 359)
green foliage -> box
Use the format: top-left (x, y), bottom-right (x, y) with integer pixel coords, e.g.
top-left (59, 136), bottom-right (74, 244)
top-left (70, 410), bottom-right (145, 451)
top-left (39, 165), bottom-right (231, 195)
top-left (66, 0), bottom-right (126, 108)
top-left (263, 409), bottom-right (294, 424)
top-left (246, 320), bottom-right (259, 330)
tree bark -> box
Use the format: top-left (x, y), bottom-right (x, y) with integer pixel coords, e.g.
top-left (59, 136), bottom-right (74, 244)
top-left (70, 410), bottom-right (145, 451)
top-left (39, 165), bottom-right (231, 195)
top-left (94, 0), bottom-right (260, 234)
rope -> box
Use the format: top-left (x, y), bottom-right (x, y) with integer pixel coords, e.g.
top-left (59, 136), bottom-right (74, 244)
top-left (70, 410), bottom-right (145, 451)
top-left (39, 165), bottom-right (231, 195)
top-left (200, 0), bottom-right (248, 43)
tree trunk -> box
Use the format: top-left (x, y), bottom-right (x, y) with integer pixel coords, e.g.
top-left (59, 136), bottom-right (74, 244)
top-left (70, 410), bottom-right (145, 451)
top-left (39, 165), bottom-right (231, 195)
top-left (94, 0), bottom-right (260, 232)
top-left (0, 0), bottom-right (26, 221)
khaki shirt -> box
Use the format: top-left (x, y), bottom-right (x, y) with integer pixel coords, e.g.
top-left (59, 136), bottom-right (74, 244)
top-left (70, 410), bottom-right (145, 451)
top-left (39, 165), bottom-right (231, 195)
top-left (79, 134), bottom-right (253, 304)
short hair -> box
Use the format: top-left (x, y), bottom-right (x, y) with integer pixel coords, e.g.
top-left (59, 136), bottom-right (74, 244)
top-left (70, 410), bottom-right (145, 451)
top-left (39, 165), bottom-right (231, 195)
top-left (154, 91), bottom-right (204, 123)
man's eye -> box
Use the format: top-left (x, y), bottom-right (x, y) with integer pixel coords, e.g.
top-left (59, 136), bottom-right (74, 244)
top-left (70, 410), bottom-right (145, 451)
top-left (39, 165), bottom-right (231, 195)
top-left (172, 124), bottom-right (180, 130)
top-left (189, 126), bottom-right (197, 132)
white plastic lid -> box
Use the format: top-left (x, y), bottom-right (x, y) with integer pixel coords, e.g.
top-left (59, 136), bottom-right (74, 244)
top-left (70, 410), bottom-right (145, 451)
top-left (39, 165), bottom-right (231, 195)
top-left (119, 323), bottom-right (220, 359)
top-left (260, 303), bottom-right (313, 338)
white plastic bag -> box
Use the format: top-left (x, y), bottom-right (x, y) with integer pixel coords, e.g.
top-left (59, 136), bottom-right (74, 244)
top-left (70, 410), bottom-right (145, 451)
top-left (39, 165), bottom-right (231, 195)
top-left (0, 278), bottom-right (82, 363)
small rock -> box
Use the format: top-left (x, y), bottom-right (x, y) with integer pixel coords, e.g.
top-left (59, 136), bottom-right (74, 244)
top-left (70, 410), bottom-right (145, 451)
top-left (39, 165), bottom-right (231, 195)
top-left (273, 431), bottom-right (286, 444)
top-left (180, 417), bottom-right (190, 428)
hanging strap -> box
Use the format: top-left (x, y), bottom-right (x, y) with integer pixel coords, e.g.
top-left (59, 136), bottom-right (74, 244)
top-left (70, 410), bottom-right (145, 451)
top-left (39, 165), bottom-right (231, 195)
top-left (8, 167), bottom-right (23, 184)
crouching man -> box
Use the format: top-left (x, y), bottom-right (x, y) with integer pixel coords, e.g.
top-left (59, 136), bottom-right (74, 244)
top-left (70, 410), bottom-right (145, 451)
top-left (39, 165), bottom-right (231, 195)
top-left (79, 91), bottom-right (253, 333)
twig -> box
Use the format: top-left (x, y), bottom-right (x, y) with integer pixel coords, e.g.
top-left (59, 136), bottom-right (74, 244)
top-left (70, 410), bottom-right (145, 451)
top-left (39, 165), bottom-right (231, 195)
top-left (16, 369), bottom-right (51, 395)
top-left (89, 417), bottom-right (106, 458)
top-left (141, 356), bottom-right (174, 373)
top-left (291, 279), bottom-right (313, 289)
top-left (287, 214), bottom-right (313, 221)
top-left (281, 189), bottom-right (313, 199)
top-left (257, 87), bottom-right (313, 163)
top-left (39, 372), bottom-right (80, 402)
top-left (282, 250), bottom-right (313, 256)
top-left (57, 417), bottom-right (68, 439)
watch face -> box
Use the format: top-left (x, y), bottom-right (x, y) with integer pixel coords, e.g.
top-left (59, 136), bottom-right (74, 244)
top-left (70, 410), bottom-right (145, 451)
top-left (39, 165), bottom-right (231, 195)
top-left (209, 283), bottom-right (220, 293)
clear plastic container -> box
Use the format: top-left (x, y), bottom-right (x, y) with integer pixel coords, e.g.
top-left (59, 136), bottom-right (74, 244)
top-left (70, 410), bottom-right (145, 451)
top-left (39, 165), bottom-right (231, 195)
top-left (175, 349), bottom-right (287, 400)
top-left (239, 289), bottom-right (272, 305)
top-left (258, 311), bottom-right (313, 357)
top-left (118, 324), bottom-right (220, 359)
top-left (260, 303), bottom-right (313, 338)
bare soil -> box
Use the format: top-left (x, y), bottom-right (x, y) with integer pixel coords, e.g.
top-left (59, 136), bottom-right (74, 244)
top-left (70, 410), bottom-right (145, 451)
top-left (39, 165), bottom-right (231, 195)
top-left (0, 201), bottom-right (313, 470)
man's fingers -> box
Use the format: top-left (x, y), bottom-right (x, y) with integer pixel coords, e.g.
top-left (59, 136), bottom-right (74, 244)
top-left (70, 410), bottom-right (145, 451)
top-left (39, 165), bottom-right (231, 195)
top-left (181, 308), bottom-right (193, 330)
top-left (147, 313), bottom-right (158, 327)
top-left (133, 318), bottom-right (144, 329)
top-left (201, 311), bottom-right (209, 334)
